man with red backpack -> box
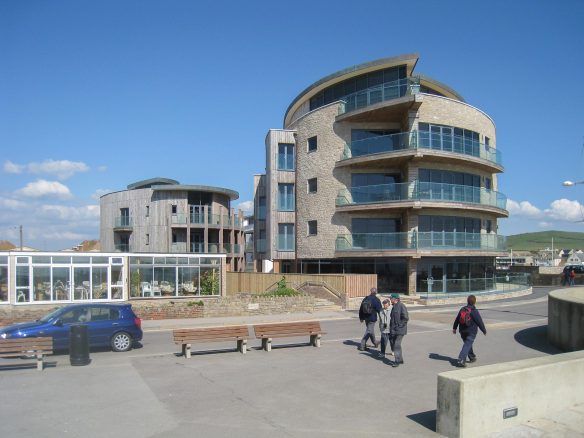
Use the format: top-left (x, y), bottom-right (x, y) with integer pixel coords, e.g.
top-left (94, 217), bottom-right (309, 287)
top-left (452, 295), bottom-right (486, 368)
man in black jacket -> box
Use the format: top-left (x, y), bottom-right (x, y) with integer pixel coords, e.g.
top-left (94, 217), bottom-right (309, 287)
top-left (389, 293), bottom-right (408, 367)
top-left (452, 294), bottom-right (487, 367)
top-left (358, 287), bottom-right (382, 351)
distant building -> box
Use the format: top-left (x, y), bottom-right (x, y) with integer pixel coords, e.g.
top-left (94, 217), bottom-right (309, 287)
top-left (100, 178), bottom-right (245, 271)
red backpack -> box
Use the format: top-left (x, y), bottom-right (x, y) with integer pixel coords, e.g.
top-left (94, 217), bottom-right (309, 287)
top-left (459, 306), bottom-right (472, 326)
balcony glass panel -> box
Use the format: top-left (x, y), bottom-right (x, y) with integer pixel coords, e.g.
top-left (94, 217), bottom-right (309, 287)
top-left (341, 130), bottom-right (502, 166)
top-left (340, 77), bottom-right (419, 114)
top-left (190, 242), bottom-right (204, 253)
top-left (190, 213), bottom-right (205, 224)
top-left (415, 182), bottom-right (507, 209)
top-left (114, 216), bottom-right (132, 228)
top-left (115, 244), bottom-right (129, 252)
top-left (256, 239), bottom-right (266, 253)
top-left (336, 183), bottom-right (410, 206)
top-left (171, 214), bottom-right (188, 225)
top-left (336, 232), bottom-right (506, 251)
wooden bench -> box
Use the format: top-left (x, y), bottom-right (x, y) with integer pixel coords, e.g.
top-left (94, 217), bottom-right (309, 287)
top-left (253, 321), bottom-right (326, 351)
top-left (0, 337), bottom-right (53, 371)
top-left (173, 326), bottom-right (249, 358)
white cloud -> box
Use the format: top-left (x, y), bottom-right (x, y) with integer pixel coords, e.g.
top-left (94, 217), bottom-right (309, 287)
top-left (538, 221), bottom-right (553, 228)
top-left (236, 200), bottom-right (253, 214)
top-left (3, 159), bottom-right (89, 180)
top-left (91, 189), bottom-right (111, 200)
top-left (17, 180), bottom-right (73, 199)
top-left (0, 197), bottom-right (27, 210)
top-left (97, 165), bottom-right (107, 172)
top-left (544, 199), bottom-right (584, 222)
top-left (40, 204), bottom-right (99, 220)
top-left (3, 160), bottom-right (25, 174)
top-left (506, 199), bottom-right (543, 219)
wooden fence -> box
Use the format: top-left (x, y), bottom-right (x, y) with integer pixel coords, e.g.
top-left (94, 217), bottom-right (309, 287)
top-left (225, 272), bottom-right (377, 298)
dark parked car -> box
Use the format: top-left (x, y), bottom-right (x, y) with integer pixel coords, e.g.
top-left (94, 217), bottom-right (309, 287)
top-left (563, 265), bottom-right (584, 274)
top-left (0, 303), bottom-right (142, 352)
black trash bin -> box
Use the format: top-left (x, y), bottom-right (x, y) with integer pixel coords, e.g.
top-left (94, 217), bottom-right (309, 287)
top-left (70, 324), bottom-right (91, 366)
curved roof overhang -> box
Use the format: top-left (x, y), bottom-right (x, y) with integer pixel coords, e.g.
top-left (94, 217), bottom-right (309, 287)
top-left (127, 177), bottom-right (179, 190)
top-left (284, 54), bottom-right (420, 127)
top-left (151, 184), bottom-right (239, 201)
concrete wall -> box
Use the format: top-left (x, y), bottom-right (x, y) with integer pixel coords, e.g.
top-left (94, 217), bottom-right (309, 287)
top-left (437, 351), bottom-right (584, 438)
top-left (548, 287), bottom-right (584, 351)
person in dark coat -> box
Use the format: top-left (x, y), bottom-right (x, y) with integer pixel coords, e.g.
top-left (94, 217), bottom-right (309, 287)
top-left (358, 287), bottom-right (382, 351)
top-left (389, 293), bottom-right (408, 367)
top-left (452, 294), bottom-right (487, 367)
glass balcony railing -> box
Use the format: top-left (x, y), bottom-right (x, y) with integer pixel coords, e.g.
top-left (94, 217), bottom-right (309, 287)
top-left (245, 242), bottom-right (254, 252)
top-left (208, 213), bottom-right (221, 226)
top-left (256, 239), bottom-right (266, 253)
top-left (114, 216), bottom-right (132, 228)
top-left (114, 243), bottom-right (130, 252)
top-left (208, 243), bottom-right (220, 253)
top-left (223, 215), bottom-right (232, 227)
top-left (415, 182), bottom-right (507, 210)
top-left (171, 214), bottom-right (188, 225)
top-left (336, 232), bottom-right (506, 251)
top-left (338, 77), bottom-right (420, 115)
top-left (222, 243), bottom-right (241, 254)
top-left (336, 181), bottom-right (507, 210)
top-left (190, 242), bottom-right (204, 253)
top-left (190, 213), bottom-right (205, 224)
top-left (257, 206), bottom-right (267, 220)
top-left (170, 242), bottom-right (187, 253)
top-left (336, 182), bottom-right (410, 206)
top-left (340, 130), bottom-right (503, 166)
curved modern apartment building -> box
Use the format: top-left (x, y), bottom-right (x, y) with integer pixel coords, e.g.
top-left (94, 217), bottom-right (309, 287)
top-left (254, 54), bottom-right (508, 294)
top-left (101, 178), bottom-right (245, 271)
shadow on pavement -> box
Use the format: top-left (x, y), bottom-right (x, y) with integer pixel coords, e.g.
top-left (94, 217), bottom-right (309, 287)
top-left (513, 325), bottom-right (563, 354)
top-left (407, 410), bottom-right (436, 432)
top-left (428, 353), bottom-right (458, 367)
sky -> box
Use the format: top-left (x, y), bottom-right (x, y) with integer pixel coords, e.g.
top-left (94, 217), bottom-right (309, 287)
top-left (1, 0), bottom-right (584, 250)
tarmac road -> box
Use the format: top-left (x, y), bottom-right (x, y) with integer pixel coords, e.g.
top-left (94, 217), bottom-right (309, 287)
top-left (0, 287), bottom-right (580, 437)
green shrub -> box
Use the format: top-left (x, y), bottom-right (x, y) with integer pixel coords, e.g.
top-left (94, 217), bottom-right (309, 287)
top-left (187, 300), bottom-right (204, 307)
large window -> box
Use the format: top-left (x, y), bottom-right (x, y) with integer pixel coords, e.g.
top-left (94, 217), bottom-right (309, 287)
top-left (309, 65), bottom-right (407, 111)
top-left (418, 216), bottom-right (481, 233)
top-left (278, 143), bottom-right (295, 171)
top-left (352, 218), bottom-right (400, 233)
top-left (418, 123), bottom-right (480, 156)
top-left (278, 183), bottom-right (295, 211)
top-left (278, 224), bottom-right (295, 251)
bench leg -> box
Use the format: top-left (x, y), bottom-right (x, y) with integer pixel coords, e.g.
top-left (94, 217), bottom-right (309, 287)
top-left (262, 338), bottom-right (272, 352)
top-left (310, 334), bottom-right (321, 347)
top-left (36, 353), bottom-right (43, 371)
top-left (183, 344), bottom-right (191, 359)
top-left (237, 339), bottom-right (247, 354)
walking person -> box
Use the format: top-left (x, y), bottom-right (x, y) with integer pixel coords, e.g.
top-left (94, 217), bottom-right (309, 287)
top-left (378, 299), bottom-right (393, 358)
top-left (389, 293), bottom-right (408, 367)
top-left (569, 268), bottom-right (576, 286)
top-left (453, 294), bottom-right (487, 367)
top-left (358, 287), bottom-right (382, 351)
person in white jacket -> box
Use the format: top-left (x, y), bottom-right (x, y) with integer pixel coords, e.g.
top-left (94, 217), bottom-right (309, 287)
top-left (378, 299), bottom-right (393, 358)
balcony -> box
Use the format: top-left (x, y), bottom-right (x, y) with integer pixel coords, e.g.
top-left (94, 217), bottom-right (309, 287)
top-left (336, 181), bottom-right (507, 213)
top-left (339, 130), bottom-right (503, 169)
top-left (170, 242), bottom-right (187, 253)
top-left (113, 216), bottom-right (132, 230)
top-left (114, 243), bottom-right (130, 252)
top-left (336, 232), bottom-right (506, 252)
top-left (171, 214), bottom-right (188, 225)
top-left (222, 243), bottom-right (242, 254)
top-left (338, 77), bottom-right (420, 115)
top-left (245, 242), bottom-right (254, 252)
top-left (190, 242), bottom-right (204, 253)
top-left (190, 213), bottom-right (205, 225)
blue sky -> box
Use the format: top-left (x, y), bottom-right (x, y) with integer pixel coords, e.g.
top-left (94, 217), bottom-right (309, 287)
top-left (1, 0), bottom-right (583, 250)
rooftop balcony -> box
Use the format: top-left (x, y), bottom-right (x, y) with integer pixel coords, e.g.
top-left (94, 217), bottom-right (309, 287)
top-left (339, 131), bottom-right (502, 170)
top-left (336, 231), bottom-right (506, 252)
top-left (336, 181), bottom-right (507, 213)
top-left (338, 77), bottom-right (420, 115)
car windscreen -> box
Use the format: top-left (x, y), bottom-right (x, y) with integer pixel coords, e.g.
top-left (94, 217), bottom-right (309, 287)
top-left (38, 307), bottom-right (65, 323)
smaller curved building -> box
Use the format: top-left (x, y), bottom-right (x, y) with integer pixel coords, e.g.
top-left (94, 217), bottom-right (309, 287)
top-left (100, 178), bottom-right (244, 271)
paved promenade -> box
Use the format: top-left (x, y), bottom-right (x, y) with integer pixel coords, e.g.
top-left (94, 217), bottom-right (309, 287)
top-left (0, 287), bottom-right (582, 437)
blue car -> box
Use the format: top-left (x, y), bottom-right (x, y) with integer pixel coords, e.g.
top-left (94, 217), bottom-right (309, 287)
top-left (0, 303), bottom-right (143, 352)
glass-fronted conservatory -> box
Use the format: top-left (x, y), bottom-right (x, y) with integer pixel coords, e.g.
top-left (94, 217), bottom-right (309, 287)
top-left (0, 252), bottom-right (225, 305)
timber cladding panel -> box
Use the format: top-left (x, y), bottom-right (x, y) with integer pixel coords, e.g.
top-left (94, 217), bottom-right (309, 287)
top-left (225, 272), bottom-right (376, 298)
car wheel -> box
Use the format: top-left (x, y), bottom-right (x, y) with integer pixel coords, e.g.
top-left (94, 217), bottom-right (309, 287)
top-left (111, 331), bottom-right (132, 352)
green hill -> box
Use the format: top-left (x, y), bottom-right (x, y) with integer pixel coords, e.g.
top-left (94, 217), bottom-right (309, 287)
top-left (506, 231), bottom-right (584, 251)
